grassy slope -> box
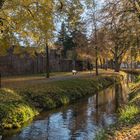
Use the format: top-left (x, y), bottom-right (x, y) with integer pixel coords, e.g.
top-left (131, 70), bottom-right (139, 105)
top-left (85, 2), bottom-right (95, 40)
top-left (0, 76), bottom-right (118, 130)
top-left (99, 75), bottom-right (140, 140)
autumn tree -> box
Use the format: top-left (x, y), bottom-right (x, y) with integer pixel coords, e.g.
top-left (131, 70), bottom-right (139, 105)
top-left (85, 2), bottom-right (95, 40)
top-left (129, 0), bottom-right (140, 18)
top-left (84, 0), bottom-right (101, 75)
top-left (0, 0), bottom-right (55, 78)
top-left (101, 0), bottom-right (140, 72)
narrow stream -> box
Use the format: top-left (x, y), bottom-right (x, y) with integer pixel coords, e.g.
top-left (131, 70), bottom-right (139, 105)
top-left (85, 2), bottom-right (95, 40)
top-left (2, 75), bottom-right (134, 140)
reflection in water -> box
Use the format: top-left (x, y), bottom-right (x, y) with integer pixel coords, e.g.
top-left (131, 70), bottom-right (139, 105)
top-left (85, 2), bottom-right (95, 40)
top-left (127, 73), bottom-right (138, 83)
top-left (115, 83), bottom-right (123, 110)
top-left (95, 92), bottom-right (99, 125)
top-left (3, 82), bottom-right (129, 140)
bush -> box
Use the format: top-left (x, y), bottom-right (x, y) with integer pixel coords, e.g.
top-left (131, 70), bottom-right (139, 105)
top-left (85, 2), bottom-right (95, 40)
top-left (0, 102), bottom-right (38, 129)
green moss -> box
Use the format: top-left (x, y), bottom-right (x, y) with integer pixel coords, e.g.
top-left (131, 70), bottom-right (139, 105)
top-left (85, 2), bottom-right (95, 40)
top-left (0, 76), bottom-right (118, 129)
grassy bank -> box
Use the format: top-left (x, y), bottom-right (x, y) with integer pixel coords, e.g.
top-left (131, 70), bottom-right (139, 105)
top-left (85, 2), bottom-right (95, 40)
top-left (96, 75), bottom-right (140, 140)
top-left (122, 69), bottom-right (140, 75)
top-left (0, 76), bottom-right (119, 131)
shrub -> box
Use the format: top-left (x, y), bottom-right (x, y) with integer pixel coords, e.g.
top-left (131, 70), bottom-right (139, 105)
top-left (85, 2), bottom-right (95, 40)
top-left (0, 102), bottom-right (38, 129)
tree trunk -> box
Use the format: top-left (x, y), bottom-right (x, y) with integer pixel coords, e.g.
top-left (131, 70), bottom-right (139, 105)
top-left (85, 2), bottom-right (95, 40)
top-left (36, 55), bottom-right (38, 73)
top-left (0, 73), bottom-right (1, 88)
top-left (106, 59), bottom-right (109, 70)
top-left (126, 62), bottom-right (129, 69)
top-left (131, 49), bottom-right (133, 70)
top-left (114, 46), bottom-right (121, 72)
top-left (95, 45), bottom-right (98, 76)
top-left (95, 58), bottom-right (98, 75)
top-left (115, 64), bottom-right (120, 72)
top-left (114, 57), bottom-right (120, 72)
top-left (100, 58), bottom-right (103, 69)
top-left (46, 44), bottom-right (50, 78)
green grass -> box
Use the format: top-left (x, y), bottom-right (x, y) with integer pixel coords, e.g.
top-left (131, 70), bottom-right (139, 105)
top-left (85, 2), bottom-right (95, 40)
top-left (128, 74), bottom-right (140, 106)
top-left (0, 76), bottom-right (118, 130)
top-left (134, 75), bottom-right (140, 83)
top-left (95, 129), bottom-right (107, 140)
top-left (118, 77), bottom-right (140, 128)
top-left (119, 105), bottom-right (140, 123)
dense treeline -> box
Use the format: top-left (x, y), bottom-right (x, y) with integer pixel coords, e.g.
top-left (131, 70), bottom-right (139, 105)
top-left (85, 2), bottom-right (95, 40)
top-left (0, 0), bottom-right (140, 75)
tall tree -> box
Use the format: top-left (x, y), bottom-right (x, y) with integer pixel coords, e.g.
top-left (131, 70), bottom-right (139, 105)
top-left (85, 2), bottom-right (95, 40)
top-left (102, 0), bottom-right (139, 72)
top-left (85, 0), bottom-right (100, 75)
top-left (0, 0), bottom-right (55, 78)
top-left (56, 22), bottom-right (75, 58)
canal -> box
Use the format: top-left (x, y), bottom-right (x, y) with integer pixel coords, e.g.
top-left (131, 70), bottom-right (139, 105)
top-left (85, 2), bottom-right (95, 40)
top-left (2, 74), bottom-right (135, 140)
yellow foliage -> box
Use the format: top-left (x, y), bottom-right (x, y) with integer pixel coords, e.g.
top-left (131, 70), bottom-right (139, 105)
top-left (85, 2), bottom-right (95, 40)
top-left (0, 0), bottom-right (54, 46)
